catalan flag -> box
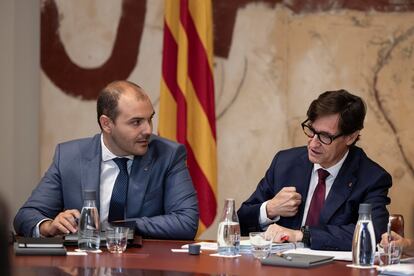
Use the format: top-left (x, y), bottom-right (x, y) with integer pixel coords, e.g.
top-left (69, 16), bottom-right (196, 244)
top-left (159, 0), bottom-right (217, 235)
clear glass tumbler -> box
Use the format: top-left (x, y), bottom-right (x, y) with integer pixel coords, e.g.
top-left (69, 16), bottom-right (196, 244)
top-left (249, 232), bottom-right (273, 259)
top-left (105, 226), bottom-right (129, 253)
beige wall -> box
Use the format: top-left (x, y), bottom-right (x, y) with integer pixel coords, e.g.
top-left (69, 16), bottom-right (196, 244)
top-left (1, 1), bottom-right (413, 241)
top-left (0, 0), bottom-right (40, 227)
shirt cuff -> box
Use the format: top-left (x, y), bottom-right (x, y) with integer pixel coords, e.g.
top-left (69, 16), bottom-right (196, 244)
top-left (259, 201), bottom-right (279, 229)
top-left (33, 218), bottom-right (52, 237)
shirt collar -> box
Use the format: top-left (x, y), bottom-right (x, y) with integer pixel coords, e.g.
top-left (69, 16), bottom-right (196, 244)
top-left (313, 150), bottom-right (349, 179)
top-left (100, 134), bottom-right (134, 162)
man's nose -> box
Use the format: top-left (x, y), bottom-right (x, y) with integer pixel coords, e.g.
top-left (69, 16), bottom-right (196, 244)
top-left (142, 120), bottom-right (152, 134)
top-left (309, 134), bottom-right (321, 146)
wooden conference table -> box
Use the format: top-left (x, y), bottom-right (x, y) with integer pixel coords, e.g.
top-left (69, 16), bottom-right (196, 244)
top-left (12, 239), bottom-right (380, 276)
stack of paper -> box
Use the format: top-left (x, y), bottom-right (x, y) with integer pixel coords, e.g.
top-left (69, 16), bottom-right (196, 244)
top-left (377, 264), bottom-right (414, 276)
top-left (239, 240), bottom-right (304, 254)
top-left (181, 241), bottom-right (218, 251)
top-left (283, 247), bottom-right (352, 261)
top-left (181, 241), bottom-right (303, 255)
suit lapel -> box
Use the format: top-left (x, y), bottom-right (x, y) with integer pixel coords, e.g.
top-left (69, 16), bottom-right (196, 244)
top-left (320, 148), bottom-right (360, 224)
top-left (126, 143), bottom-right (154, 217)
top-left (80, 134), bottom-right (102, 211)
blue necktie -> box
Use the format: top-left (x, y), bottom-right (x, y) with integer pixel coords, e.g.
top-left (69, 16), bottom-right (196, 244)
top-left (108, 158), bottom-right (129, 222)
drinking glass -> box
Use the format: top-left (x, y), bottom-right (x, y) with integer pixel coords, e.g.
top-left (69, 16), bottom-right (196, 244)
top-left (105, 226), bottom-right (129, 253)
top-left (379, 242), bottom-right (403, 266)
top-left (249, 232), bottom-right (273, 259)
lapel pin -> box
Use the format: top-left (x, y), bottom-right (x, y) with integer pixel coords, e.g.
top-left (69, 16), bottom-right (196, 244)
top-left (348, 182), bottom-right (352, 188)
top-left (144, 167), bottom-right (148, 171)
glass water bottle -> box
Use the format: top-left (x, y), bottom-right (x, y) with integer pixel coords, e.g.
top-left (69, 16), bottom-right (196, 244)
top-left (78, 190), bottom-right (101, 252)
top-left (352, 203), bottom-right (376, 266)
top-left (217, 198), bottom-right (241, 255)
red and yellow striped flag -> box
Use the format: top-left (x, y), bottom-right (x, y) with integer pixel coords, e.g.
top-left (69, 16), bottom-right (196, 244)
top-left (159, 0), bottom-right (217, 235)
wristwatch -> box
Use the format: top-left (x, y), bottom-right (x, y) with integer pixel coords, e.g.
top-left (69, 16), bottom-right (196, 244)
top-left (300, 225), bottom-right (311, 247)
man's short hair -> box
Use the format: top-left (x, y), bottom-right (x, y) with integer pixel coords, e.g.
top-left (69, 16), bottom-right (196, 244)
top-left (96, 80), bottom-right (146, 129)
top-left (307, 89), bottom-right (366, 137)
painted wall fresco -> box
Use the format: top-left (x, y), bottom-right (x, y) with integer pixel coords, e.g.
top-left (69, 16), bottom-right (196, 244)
top-left (41, 0), bottom-right (414, 239)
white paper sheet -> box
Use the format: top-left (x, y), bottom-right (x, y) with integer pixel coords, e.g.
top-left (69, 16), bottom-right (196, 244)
top-left (376, 263), bottom-right (414, 275)
top-left (283, 247), bottom-right (352, 261)
top-left (182, 242), bottom-right (217, 251)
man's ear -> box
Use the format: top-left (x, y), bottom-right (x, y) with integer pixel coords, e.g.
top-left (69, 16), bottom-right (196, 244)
top-left (99, 115), bottom-right (113, 133)
top-left (346, 130), bottom-right (360, 146)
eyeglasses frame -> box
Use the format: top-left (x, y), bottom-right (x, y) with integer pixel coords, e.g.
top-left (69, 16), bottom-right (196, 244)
top-left (301, 119), bottom-right (344, 145)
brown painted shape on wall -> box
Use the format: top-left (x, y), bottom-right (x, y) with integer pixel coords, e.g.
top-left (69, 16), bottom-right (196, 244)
top-left (41, 0), bottom-right (414, 99)
top-left (41, 0), bottom-right (146, 100)
top-left (212, 0), bottom-right (414, 58)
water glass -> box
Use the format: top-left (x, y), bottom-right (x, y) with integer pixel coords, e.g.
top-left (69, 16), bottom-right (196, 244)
top-left (249, 232), bottom-right (273, 259)
top-left (379, 242), bottom-right (403, 266)
top-left (105, 226), bottom-right (129, 253)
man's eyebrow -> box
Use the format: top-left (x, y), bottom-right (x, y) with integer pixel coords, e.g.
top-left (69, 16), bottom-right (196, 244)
top-left (310, 125), bottom-right (336, 136)
top-left (129, 112), bottom-right (155, 121)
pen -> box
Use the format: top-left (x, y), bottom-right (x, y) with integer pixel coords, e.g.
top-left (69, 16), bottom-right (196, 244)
top-left (387, 217), bottom-right (392, 264)
top-left (387, 217), bottom-right (392, 243)
top-left (276, 252), bottom-right (292, 261)
top-left (280, 235), bottom-right (289, 242)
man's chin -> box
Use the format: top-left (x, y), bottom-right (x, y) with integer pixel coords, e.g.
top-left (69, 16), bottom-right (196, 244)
top-left (308, 153), bottom-right (319, 164)
top-left (133, 146), bottom-right (149, 156)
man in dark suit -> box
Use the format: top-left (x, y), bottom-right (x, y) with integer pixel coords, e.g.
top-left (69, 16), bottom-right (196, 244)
top-left (237, 89), bottom-right (391, 250)
top-left (14, 80), bottom-right (199, 240)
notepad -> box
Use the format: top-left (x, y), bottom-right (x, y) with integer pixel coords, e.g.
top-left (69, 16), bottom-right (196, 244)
top-left (261, 253), bottom-right (334, 268)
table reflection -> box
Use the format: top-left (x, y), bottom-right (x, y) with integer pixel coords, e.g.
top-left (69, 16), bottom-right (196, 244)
top-left (14, 266), bottom-right (207, 276)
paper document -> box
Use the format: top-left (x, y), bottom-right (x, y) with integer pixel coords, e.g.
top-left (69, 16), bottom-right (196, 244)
top-left (239, 240), bottom-right (303, 254)
top-left (182, 242), bottom-right (217, 251)
top-left (182, 241), bottom-right (304, 254)
top-left (376, 263), bottom-right (414, 276)
top-left (283, 247), bottom-right (352, 261)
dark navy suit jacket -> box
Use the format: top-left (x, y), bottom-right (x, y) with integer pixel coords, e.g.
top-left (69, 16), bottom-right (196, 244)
top-left (14, 134), bottom-right (199, 240)
top-left (237, 146), bottom-right (391, 250)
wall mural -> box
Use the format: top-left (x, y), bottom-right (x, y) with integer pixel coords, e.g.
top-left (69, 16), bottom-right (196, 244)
top-left (41, 0), bottom-right (414, 238)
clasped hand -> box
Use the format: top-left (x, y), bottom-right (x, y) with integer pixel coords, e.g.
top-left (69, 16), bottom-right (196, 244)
top-left (266, 186), bottom-right (302, 218)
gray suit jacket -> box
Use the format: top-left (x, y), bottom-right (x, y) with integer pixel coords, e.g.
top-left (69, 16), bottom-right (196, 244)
top-left (14, 134), bottom-right (199, 239)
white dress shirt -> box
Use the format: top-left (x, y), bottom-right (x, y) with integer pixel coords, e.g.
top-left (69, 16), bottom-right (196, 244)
top-left (259, 150), bottom-right (349, 229)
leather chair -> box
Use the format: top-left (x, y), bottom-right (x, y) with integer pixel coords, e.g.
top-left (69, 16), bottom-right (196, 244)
top-left (389, 214), bottom-right (404, 237)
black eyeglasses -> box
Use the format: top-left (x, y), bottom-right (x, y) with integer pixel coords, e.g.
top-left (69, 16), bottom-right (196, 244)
top-left (301, 119), bottom-right (344, 145)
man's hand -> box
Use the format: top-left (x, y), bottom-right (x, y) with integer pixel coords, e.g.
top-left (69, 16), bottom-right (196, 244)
top-left (266, 187), bottom-right (302, 219)
top-left (265, 223), bottom-right (303, 243)
top-left (380, 230), bottom-right (413, 254)
top-left (40, 209), bottom-right (80, 237)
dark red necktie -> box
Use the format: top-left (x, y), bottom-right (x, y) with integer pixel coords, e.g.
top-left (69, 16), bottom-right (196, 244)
top-left (305, 169), bottom-right (330, 226)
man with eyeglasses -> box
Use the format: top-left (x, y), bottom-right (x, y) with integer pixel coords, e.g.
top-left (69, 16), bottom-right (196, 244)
top-left (237, 89), bottom-right (391, 250)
